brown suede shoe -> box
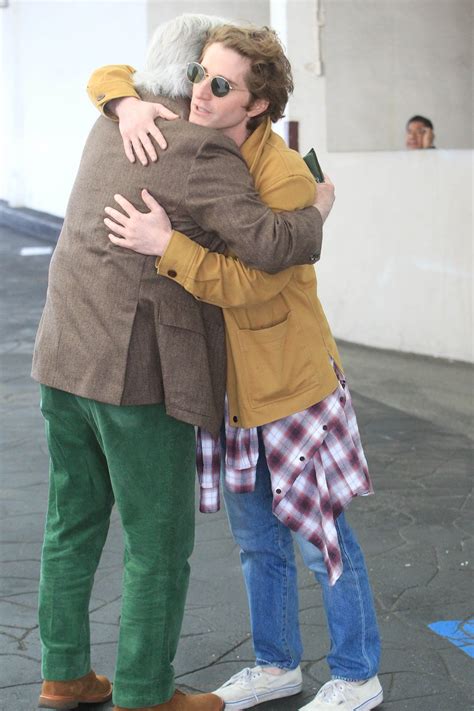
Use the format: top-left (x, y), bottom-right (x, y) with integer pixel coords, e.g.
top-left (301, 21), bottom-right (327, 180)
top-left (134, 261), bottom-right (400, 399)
top-left (114, 688), bottom-right (224, 711)
top-left (38, 669), bottom-right (112, 709)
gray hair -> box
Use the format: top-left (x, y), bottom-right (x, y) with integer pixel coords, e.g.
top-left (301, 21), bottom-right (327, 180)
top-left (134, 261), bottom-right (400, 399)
top-left (133, 13), bottom-right (228, 98)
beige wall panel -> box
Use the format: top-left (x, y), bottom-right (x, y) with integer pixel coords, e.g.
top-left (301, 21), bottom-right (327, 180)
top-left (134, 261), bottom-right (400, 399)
top-left (147, 0), bottom-right (270, 38)
top-left (281, 0), bottom-right (472, 361)
top-left (324, 0), bottom-right (473, 151)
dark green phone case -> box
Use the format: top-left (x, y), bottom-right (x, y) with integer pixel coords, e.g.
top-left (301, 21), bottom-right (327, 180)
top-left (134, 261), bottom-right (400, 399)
top-left (303, 148), bottom-right (325, 183)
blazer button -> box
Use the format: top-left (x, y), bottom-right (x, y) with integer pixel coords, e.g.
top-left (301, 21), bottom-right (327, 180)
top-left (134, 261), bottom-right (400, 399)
top-left (233, 416), bottom-right (238, 423)
top-left (309, 252), bottom-right (320, 263)
top-left (97, 94), bottom-right (106, 101)
top-left (167, 270), bottom-right (177, 278)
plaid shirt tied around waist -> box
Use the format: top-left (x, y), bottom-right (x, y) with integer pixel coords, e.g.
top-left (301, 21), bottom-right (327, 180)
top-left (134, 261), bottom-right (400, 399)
top-left (196, 365), bottom-right (373, 585)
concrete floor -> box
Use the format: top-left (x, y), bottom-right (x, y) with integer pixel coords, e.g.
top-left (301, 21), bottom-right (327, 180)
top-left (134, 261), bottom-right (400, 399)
top-left (0, 224), bottom-right (473, 710)
top-left (339, 340), bottom-right (473, 443)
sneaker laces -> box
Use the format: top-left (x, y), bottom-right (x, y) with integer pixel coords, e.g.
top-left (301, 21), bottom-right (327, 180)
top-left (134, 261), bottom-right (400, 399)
top-left (222, 667), bottom-right (262, 687)
top-left (220, 666), bottom-right (263, 702)
top-left (316, 679), bottom-right (358, 704)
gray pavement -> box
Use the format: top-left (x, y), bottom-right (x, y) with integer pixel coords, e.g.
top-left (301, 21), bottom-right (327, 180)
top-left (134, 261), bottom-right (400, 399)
top-left (1, 224), bottom-right (473, 711)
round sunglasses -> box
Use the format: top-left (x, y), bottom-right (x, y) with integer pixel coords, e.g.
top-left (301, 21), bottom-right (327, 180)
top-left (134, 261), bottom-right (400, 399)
top-left (186, 61), bottom-right (247, 98)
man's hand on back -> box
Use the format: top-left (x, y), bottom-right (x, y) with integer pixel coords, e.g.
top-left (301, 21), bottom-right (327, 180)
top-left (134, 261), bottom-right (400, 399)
top-left (313, 175), bottom-right (335, 224)
top-left (108, 97), bottom-right (179, 165)
top-left (104, 190), bottom-right (173, 256)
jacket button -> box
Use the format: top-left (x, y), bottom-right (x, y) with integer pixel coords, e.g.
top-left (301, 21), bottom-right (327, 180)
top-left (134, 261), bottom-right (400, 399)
top-left (167, 270), bottom-right (177, 278)
top-left (97, 94), bottom-right (106, 101)
top-left (309, 252), bottom-right (320, 263)
top-left (233, 416), bottom-right (238, 423)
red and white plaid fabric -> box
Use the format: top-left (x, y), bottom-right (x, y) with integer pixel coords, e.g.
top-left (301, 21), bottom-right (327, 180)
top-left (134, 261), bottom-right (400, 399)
top-left (196, 366), bottom-right (373, 585)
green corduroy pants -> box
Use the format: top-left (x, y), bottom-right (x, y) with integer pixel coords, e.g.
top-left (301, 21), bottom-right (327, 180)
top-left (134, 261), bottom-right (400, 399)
top-left (38, 385), bottom-right (196, 708)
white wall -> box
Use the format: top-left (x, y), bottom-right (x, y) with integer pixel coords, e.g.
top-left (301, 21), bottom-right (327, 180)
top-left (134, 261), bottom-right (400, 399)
top-left (1, 0), bottom-right (472, 362)
top-left (1, 0), bottom-right (148, 216)
top-left (319, 150), bottom-right (473, 362)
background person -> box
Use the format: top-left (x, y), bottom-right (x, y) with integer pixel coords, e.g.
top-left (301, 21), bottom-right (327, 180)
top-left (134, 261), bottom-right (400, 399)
top-left (405, 114), bottom-right (435, 149)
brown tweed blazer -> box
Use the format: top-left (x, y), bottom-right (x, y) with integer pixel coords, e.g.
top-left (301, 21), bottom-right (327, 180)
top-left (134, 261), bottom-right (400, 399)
top-left (32, 94), bottom-right (322, 434)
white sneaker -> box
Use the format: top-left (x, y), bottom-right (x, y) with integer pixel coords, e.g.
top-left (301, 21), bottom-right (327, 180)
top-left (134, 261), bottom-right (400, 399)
top-left (299, 676), bottom-right (383, 711)
top-left (213, 665), bottom-right (303, 709)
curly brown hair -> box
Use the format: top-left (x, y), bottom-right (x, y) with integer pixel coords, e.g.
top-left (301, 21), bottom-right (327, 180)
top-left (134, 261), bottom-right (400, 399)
top-left (203, 24), bottom-right (294, 130)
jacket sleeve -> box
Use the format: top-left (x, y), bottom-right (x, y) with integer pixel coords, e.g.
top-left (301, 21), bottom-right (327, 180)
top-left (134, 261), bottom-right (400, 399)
top-left (86, 64), bottom-right (138, 118)
top-left (157, 231), bottom-right (294, 308)
top-left (184, 135), bottom-right (322, 273)
top-left (157, 171), bottom-right (316, 307)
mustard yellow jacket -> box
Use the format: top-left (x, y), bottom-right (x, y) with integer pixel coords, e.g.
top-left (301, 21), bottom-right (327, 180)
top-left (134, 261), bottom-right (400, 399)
top-left (88, 66), bottom-right (342, 428)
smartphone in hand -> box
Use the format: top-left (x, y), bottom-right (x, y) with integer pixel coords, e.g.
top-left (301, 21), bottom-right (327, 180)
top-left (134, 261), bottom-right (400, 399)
top-left (303, 148), bottom-right (325, 183)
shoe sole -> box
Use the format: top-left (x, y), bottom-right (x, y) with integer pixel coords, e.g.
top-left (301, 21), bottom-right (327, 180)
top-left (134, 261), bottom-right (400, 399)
top-left (354, 689), bottom-right (383, 710)
top-left (221, 682), bottom-right (303, 709)
top-left (38, 689), bottom-right (113, 709)
top-left (298, 688), bottom-right (383, 711)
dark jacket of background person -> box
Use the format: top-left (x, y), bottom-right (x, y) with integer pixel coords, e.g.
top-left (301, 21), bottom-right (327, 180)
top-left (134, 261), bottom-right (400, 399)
top-left (32, 94), bottom-right (322, 435)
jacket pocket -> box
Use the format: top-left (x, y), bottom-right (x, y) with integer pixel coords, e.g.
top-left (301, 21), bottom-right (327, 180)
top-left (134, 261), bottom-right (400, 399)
top-left (157, 296), bottom-right (207, 335)
top-left (237, 311), bottom-right (318, 409)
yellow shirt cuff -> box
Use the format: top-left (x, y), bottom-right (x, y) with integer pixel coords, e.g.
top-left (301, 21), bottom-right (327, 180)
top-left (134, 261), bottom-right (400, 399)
top-left (156, 230), bottom-right (205, 284)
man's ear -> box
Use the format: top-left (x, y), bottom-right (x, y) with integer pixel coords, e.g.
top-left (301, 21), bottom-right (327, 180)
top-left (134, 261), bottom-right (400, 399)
top-left (247, 98), bottom-right (270, 118)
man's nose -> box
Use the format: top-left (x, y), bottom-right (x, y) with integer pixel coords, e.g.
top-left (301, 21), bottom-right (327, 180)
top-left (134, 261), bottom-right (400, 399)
top-left (193, 78), bottom-right (213, 99)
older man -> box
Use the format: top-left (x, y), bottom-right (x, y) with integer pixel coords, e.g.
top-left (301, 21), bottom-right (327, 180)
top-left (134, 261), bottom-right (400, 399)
top-left (32, 14), bottom-right (328, 711)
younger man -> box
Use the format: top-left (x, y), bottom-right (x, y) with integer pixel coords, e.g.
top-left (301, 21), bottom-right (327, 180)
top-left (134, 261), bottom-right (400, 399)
top-left (89, 22), bottom-right (383, 711)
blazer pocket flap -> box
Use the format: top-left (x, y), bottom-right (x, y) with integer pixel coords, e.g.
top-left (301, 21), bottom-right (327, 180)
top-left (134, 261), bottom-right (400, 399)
top-left (158, 305), bottom-right (206, 335)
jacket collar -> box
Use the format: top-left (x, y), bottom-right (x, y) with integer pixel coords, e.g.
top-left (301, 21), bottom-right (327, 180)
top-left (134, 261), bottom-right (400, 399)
top-left (241, 117), bottom-right (272, 174)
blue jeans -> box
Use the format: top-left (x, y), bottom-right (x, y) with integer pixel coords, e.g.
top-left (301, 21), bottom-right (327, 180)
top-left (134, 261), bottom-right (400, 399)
top-left (223, 429), bottom-right (381, 681)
